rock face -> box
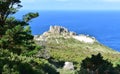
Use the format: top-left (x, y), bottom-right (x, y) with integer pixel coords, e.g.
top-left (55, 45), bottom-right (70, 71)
top-left (73, 35), bottom-right (96, 44)
top-left (63, 62), bottom-right (74, 70)
top-left (49, 26), bottom-right (68, 34)
top-left (43, 26), bottom-right (76, 36)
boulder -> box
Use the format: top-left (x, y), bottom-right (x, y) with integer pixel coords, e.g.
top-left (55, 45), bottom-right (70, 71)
top-left (63, 62), bottom-right (74, 70)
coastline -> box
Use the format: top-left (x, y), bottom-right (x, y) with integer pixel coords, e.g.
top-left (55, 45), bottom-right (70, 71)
top-left (14, 10), bottom-right (120, 51)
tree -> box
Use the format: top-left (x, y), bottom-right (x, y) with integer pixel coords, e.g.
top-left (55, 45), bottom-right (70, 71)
top-left (0, 0), bottom-right (21, 24)
top-left (0, 0), bottom-right (59, 74)
top-left (0, 0), bottom-right (21, 36)
top-left (0, 0), bottom-right (39, 54)
top-left (79, 53), bottom-right (115, 74)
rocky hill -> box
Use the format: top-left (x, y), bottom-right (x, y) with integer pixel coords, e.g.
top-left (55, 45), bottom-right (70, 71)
top-left (34, 25), bottom-right (96, 44)
top-left (34, 26), bottom-right (76, 40)
top-left (34, 26), bottom-right (120, 70)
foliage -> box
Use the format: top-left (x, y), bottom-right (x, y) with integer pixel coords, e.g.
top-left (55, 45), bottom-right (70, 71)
top-left (42, 37), bottom-right (120, 70)
top-left (0, 0), bottom-right (59, 74)
top-left (58, 69), bottom-right (78, 74)
top-left (0, 0), bottom-right (22, 28)
top-left (0, 0), bottom-right (39, 55)
top-left (0, 24), bottom-right (35, 54)
top-left (0, 0), bottom-right (120, 74)
top-left (0, 49), bottom-right (59, 74)
top-left (41, 36), bottom-right (120, 73)
top-left (23, 12), bottom-right (39, 22)
top-left (79, 53), bottom-right (120, 74)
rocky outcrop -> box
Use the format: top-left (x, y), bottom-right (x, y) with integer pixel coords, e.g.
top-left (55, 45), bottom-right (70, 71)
top-left (34, 25), bottom-right (97, 44)
top-left (43, 26), bottom-right (76, 36)
top-left (34, 25), bottom-right (76, 42)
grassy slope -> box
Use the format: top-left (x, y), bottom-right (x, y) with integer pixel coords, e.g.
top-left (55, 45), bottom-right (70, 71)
top-left (45, 37), bottom-right (120, 68)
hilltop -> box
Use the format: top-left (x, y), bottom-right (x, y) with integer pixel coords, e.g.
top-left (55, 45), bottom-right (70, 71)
top-left (34, 26), bottom-right (120, 70)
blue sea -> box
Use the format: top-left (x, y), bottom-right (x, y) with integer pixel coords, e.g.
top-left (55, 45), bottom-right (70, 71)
top-left (14, 10), bottom-right (120, 52)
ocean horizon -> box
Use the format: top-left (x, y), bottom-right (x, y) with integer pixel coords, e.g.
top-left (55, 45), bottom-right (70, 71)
top-left (14, 10), bottom-right (120, 52)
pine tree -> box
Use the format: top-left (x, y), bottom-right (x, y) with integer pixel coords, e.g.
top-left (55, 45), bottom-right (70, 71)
top-left (0, 1), bottom-right (59, 74)
top-left (79, 53), bottom-right (115, 74)
top-left (0, 0), bottom-right (39, 54)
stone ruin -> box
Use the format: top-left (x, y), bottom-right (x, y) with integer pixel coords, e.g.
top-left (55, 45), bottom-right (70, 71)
top-left (43, 26), bottom-right (76, 36)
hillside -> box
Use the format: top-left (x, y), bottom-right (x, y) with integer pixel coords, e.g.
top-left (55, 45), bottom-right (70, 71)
top-left (34, 26), bottom-right (120, 70)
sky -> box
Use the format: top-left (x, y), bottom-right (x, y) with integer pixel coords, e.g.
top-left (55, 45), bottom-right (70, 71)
top-left (21, 0), bottom-right (120, 10)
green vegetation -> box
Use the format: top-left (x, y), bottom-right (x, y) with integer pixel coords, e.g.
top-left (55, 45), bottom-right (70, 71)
top-left (41, 37), bottom-right (120, 73)
top-left (79, 53), bottom-right (117, 74)
top-left (58, 69), bottom-right (77, 74)
top-left (0, 0), bottom-right (120, 74)
top-left (0, 0), bottom-right (58, 74)
top-left (0, 49), bottom-right (58, 74)
top-left (0, 0), bottom-right (38, 55)
top-left (45, 37), bottom-right (120, 64)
